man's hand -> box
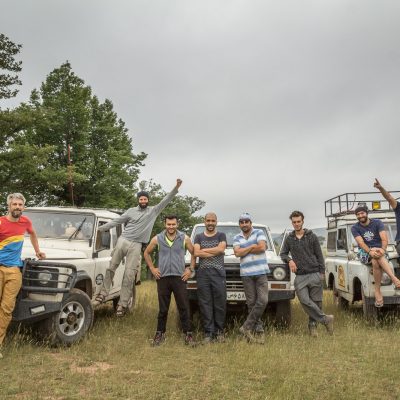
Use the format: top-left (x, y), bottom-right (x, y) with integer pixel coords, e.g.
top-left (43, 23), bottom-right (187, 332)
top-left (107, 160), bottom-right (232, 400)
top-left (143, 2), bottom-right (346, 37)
top-left (320, 272), bottom-right (325, 281)
top-left (369, 248), bottom-right (382, 259)
top-left (374, 248), bottom-right (385, 257)
top-left (150, 267), bottom-right (161, 280)
top-left (374, 178), bottom-right (382, 191)
top-left (176, 179), bottom-right (183, 188)
top-left (181, 267), bottom-right (192, 282)
top-left (36, 251), bottom-right (46, 260)
top-left (288, 260), bottom-right (297, 273)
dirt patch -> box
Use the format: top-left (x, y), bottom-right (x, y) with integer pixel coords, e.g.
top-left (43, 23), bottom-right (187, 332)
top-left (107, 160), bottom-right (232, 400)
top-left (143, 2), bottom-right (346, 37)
top-left (70, 361), bottom-right (113, 375)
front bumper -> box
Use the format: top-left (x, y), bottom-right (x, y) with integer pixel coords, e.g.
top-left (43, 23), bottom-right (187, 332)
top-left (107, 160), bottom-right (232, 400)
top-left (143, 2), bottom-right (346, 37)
top-left (12, 298), bottom-right (63, 323)
top-left (187, 288), bottom-right (295, 303)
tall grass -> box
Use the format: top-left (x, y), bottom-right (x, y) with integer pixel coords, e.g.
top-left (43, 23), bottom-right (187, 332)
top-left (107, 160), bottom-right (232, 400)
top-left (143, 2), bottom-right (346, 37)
top-left (2, 281), bottom-right (400, 400)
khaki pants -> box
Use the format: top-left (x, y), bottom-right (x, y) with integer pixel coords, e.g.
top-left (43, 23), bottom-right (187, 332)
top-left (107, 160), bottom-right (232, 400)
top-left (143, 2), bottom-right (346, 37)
top-left (0, 266), bottom-right (22, 346)
top-left (100, 237), bottom-right (142, 308)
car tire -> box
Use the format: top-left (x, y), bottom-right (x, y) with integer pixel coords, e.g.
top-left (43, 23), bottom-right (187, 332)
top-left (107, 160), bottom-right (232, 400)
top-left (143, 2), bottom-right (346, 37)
top-left (361, 289), bottom-right (378, 322)
top-left (40, 288), bottom-right (94, 346)
top-left (274, 299), bottom-right (291, 328)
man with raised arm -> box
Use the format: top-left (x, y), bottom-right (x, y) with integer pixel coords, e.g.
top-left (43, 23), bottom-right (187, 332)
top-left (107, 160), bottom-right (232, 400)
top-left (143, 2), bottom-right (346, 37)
top-left (374, 178), bottom-right (400, 255)
top-left (94, 179), bottom-right (182, 317)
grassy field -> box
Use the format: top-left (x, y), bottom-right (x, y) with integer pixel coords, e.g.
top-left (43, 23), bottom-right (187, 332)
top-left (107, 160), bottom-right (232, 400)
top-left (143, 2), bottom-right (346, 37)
top-left (2, 282), bottom-right (400, 400)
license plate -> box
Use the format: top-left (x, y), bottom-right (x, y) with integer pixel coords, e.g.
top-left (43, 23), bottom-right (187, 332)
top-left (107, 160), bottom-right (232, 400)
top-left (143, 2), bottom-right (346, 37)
top-left (227, 291), bottom-right (246, 301)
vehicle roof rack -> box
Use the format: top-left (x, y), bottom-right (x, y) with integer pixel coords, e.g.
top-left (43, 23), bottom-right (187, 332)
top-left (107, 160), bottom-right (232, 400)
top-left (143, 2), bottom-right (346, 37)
top-left (325, 191), bottom-right (400, 219)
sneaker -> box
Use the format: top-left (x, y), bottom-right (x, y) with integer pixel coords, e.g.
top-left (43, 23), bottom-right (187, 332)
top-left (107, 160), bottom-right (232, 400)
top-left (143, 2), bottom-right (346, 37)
top-left (324, 315), bottom-right (334, 335)
top-left (239, 326), bottom-right (257, 343)
top-left (309, 325), bottom-right (318, 338)
top-left (202, 336), bottom-right (213, 345)
top-left (152, 331), bottom-right (166, 346)
top-left (184, 332), bottom-right (196, 347)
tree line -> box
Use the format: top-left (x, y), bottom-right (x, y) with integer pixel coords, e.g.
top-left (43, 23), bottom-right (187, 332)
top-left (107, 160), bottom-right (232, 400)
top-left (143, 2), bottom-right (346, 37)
top-left (0, 33), bottom-right (204, 233)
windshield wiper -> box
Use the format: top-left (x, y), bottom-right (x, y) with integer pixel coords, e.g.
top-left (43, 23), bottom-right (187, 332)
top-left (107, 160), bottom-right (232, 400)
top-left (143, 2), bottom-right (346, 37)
top-left (68, 217), bottom-right (87, 241)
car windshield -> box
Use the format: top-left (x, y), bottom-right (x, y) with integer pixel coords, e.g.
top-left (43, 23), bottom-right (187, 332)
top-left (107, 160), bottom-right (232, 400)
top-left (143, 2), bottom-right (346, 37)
top-left (384, 223), bottom-right (398, 244)
top-left (192, 225), bottom-right (273, 249)
top-left (24, 211), bottom-right (95, 240)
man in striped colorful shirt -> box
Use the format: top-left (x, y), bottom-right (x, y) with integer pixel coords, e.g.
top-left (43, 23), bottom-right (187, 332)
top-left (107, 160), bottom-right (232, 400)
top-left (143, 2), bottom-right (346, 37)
top-left (233, 213), bottom-right (269, 344)
top-left (0, 193), bottom-right (46, 359)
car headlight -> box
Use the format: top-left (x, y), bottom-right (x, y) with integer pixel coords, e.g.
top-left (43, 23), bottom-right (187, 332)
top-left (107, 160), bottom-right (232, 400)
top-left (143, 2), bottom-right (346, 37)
top-left (38, 270), bottom-right (52, 285)
top-left (272, 267), bottom-right (286, 281)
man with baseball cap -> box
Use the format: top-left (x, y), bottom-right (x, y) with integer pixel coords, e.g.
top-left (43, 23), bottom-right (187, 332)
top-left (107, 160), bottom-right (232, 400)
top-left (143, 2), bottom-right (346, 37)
top-left (233, 213), bottom-right (269, 344)
top-left (94, 179), bottom-right (182, 316)
top-left (351, 202), bottom-right (400, 307)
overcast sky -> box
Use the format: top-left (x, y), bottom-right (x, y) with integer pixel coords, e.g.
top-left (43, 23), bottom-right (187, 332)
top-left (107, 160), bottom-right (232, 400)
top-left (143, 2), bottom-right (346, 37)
top-left (1, 0), bottom-right (399, 231)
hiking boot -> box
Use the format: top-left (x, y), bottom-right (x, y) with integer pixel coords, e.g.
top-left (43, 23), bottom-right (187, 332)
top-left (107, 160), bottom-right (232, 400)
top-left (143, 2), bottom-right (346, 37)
top-left (152, 331), bottom-right (166, 346)
top-left (309, 325), bottom-right (318, 338)
top-left (254, 332), bottom-right (265, 345)
top-left (184, 332), bottom-right (196, 347)
top-left (239, 326), bottom-right (257, 343)
top-left (214, 333), bottom-right (226, 343)
top-left (324, 315), bottom-right (334, 335)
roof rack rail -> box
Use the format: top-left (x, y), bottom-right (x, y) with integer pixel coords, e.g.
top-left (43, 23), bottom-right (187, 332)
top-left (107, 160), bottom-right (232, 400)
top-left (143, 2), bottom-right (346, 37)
top-left (325, 191), bottom-right (400, 219)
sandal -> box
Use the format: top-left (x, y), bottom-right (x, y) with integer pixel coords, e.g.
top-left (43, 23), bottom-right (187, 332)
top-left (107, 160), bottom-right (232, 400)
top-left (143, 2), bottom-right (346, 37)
top-left (374, 299), bottom-right (384, 308)
top-left (116, 305), bottom-right (127, 317)
top-left (92, 293), bottom-right (106, 306)
top-left (393, 278), bottom-right (400, 289)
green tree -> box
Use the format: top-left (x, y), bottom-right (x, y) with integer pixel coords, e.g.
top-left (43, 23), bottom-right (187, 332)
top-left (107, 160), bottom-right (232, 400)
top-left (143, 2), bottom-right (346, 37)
top-left (0, 62), bottom-right (146, 209)
top-left (0, 33), bottom-right (22, 101)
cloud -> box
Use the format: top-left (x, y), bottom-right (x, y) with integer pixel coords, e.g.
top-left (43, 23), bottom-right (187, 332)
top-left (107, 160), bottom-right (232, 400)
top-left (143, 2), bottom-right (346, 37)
top-left (1, 0), bottom-right (400, 230)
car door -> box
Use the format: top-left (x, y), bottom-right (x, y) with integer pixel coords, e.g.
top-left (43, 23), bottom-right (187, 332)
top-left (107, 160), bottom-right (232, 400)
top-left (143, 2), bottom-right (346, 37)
top-left (94, 221), bottom-right (123, 297)
top-left (335, 227), bottom-right (350, 294)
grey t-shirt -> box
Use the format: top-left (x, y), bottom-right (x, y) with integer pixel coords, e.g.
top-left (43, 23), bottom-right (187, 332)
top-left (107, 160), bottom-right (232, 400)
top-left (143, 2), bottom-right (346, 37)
top-left (194, 231), bottom-right (226, 271)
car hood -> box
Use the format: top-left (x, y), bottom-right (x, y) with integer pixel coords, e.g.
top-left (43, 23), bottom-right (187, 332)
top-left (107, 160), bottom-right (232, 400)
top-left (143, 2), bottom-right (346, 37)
top-left (22, 247), bottom-right (87, 260)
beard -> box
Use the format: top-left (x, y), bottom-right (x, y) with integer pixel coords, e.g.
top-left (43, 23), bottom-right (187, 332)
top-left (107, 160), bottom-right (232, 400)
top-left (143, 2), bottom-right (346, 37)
top-left (139, 203), bottom-right (148, 209)
top-left (11, 209), bottom-right (22, 218)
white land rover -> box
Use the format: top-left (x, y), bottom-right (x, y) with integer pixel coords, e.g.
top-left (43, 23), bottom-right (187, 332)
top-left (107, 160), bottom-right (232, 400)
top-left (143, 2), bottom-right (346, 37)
top-left (186, 222), bottom-right (295, 327)
top-left (14, 207), bottom-right (129, 345)
top-left (325, 192), bottom-right (400, 320)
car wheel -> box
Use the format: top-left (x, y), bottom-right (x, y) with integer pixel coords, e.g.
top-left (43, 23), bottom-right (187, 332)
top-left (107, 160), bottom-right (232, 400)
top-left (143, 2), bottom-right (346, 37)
top-left (274, 300), bottom-right (291, 328)
top-left (361, 289), bottom-right (378, 322)
top-left (40, 289), bottom-right (94, 346)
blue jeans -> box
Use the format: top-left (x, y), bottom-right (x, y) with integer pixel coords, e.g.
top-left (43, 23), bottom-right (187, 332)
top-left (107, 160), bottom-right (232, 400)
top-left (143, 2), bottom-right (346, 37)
top-left (241, 274), bottom-right (268, 331)
top-left (197, 268), bottom-right (226, 336)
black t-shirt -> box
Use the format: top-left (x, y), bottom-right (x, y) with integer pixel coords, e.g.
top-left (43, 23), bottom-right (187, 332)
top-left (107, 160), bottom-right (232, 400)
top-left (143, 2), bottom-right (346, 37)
top-left (194, 231), bottom-right (226, 270)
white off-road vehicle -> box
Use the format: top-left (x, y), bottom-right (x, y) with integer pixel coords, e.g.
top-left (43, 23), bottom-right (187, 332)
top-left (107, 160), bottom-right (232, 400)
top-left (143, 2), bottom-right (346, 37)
top-left (325, 192), bottom-right (400, 320)
top-left (13, 207), bottom-right (129, 345)
top-left (186, 222), bottom-right (295, 327)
